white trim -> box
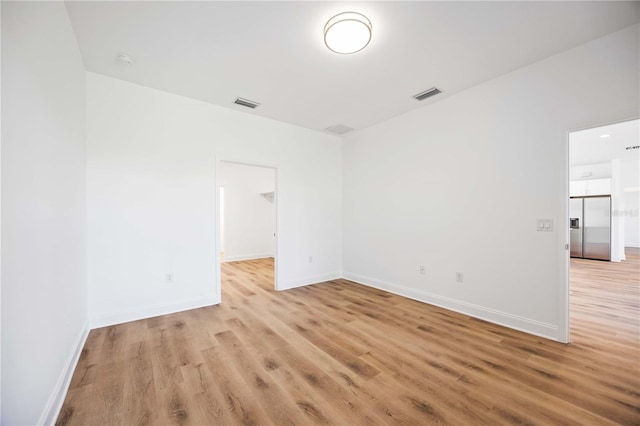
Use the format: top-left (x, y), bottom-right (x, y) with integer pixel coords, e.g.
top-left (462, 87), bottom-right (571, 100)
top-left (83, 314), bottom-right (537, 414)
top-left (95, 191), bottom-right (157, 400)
top-left (90, 296), bottom-right (217, 329)
top-left (343, 272), bottom-right (559, 341)
top-left (214, 155), bottom-right (222, 305)
top-left (559, 128), bottom-right (571, 343)
top-left (279, 272), bottom-right (342, 291)
top-left (224, 254), bottom-right (273, 262)
top-left (38, 321), bottom-right (90, 426)
top-left (0, 3), bottom-right (3, 419)
top-left (566, 116), bottom-right (639, 134)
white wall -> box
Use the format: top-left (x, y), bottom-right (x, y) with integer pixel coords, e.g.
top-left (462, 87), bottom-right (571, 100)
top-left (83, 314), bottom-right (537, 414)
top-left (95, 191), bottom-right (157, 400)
top-left (622, 156), bottom-right (640, 248)
top-left (87, 73), bottom-right (342, 326)
top-left (624, 189), bottom-right (640, 248)
top-left (1, 2), bottom-right (88, 425)
top-left (220, 162), bottom-right (275, 262)
top-left (342, 25), bottom-right (639, 342)
top-left (611, 159), bottom-right (624, 261)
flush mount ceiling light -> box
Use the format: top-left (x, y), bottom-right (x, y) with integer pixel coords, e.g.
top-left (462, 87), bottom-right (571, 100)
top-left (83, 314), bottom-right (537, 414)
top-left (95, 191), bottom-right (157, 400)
top-left (600, 134), bottom-right (611, 139)
top-left (324, 12), bottom-right (372, 54)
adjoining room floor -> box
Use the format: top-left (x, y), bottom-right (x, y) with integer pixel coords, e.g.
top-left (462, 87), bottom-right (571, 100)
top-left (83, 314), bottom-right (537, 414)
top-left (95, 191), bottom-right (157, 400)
top-left (57, 255), bottom-right (639, 425)
top-left (570, 248), bottom-right (640, 348)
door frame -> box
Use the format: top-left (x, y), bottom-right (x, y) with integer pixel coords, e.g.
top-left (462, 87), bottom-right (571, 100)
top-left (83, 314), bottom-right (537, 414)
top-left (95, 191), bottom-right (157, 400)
top-left (215, 158), bottom-right (279, 304)
top-left (562, 116), bottom-right (639, 343)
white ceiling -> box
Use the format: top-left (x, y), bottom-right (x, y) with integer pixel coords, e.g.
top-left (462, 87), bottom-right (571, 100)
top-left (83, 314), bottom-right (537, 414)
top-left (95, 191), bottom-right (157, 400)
top-left (570, 119), bottom-right (640, 166)
top-left (65, 1), bottom-right (639, 134)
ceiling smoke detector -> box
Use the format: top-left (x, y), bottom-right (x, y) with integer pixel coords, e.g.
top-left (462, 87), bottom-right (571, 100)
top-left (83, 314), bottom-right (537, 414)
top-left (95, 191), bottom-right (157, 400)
top-left (413, 87), bottom-right (442, 101)
top-left (117, 52), bottom-right (134, 65)
top-left (324, 124), bottom-right (354, 135)
top-left (234, 97), bottom-right (260, 109)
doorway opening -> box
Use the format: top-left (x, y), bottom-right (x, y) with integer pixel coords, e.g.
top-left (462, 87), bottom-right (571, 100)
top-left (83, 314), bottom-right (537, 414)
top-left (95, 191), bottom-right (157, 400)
top-left (217, 161), bottom-right (277, 303)
top-left (567, 119), bottom-right (639, 343)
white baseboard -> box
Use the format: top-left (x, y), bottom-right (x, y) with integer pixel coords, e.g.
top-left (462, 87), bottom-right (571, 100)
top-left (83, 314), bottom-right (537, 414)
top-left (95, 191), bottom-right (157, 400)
top-left (90, 296), bottom-right (218, 329)
top-left (224, 253), bottom-right (273, 262)
top-left (342, 272), bottom-right (559, 342)
top-left (278, 272), bottom-right (341, 291)
top-left (38, 320), bottom-right (90, 426)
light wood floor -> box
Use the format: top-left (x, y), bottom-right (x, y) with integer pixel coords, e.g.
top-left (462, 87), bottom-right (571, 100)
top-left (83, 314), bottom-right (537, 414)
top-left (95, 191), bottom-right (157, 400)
top-left (58, 252), bottom-right (640, 425)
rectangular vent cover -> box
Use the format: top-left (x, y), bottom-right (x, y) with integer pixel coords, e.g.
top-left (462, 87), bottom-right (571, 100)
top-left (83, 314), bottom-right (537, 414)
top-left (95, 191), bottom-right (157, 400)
top-left (413, 87), bottom-right (442, 101)
top-left (324, 124), bottom-right (354, 135)
top-left (234, 97), bottom-right (260, 109)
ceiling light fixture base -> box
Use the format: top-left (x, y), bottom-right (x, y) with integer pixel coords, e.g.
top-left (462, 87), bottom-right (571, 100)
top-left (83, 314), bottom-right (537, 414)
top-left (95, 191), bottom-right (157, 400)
top-left (324, 12), bottom-right (372, 55)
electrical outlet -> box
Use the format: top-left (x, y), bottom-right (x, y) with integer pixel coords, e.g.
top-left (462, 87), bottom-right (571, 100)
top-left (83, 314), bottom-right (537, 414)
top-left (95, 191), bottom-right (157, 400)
top-left (456, 272), bottom-right (464, 283)
top-left (309, 256), bottom-right (313, 263)
top-left (166, 273), bottom-right (174, 283)
top-left (419, 265), bottom-right (426, 275)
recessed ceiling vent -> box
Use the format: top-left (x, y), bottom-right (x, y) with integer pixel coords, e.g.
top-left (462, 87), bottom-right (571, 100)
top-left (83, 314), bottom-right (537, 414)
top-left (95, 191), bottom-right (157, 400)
top-left (324, 124), bottom-right (354, 135)
top-left (234, 97), bottom-right (260, 109)
top-left (413, 87), bottom-right (441, 101)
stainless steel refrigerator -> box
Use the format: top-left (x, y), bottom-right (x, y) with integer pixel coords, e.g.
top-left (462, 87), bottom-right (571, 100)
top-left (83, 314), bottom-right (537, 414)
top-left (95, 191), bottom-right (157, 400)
top-left (569, 196), bottom-right (611, 260)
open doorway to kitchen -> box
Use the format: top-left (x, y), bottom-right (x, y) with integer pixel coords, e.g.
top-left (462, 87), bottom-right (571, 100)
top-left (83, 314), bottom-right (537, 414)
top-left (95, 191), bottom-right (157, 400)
top-left (217, 161), bottom-right (277, 303)
top-left (567, 119), bottom-right (639, 346)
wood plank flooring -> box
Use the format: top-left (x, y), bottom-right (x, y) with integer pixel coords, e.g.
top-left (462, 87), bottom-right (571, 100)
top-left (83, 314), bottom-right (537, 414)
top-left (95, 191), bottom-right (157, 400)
top-left (57, 252), bottom-right (640, 425)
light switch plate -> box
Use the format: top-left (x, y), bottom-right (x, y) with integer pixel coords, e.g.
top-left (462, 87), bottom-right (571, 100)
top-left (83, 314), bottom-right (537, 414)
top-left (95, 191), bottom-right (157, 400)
top-left (537, 219), bottom-right (553, 231)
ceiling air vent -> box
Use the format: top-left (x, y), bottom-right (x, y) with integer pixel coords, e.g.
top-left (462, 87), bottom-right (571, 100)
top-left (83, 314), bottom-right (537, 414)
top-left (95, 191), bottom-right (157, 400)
top-left (413, 87), bottom-right (442, 101)
top-left (234, 97), bottom-right (260, 109)
top-left (324, 124), bottom-right (354, 135)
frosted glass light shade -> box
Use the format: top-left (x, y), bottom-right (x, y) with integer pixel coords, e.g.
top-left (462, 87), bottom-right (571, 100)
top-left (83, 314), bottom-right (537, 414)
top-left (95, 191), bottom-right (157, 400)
top-left (324, 12), bottom-right (372, 54)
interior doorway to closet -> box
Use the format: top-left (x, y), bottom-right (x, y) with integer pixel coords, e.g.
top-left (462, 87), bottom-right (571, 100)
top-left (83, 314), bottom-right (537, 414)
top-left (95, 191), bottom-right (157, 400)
top-left (218, 161), bottom-right (277, 301)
